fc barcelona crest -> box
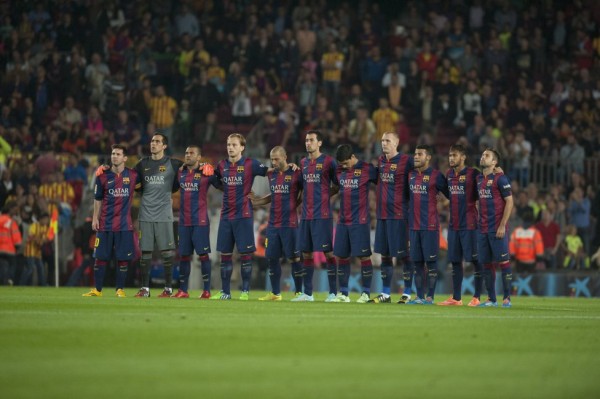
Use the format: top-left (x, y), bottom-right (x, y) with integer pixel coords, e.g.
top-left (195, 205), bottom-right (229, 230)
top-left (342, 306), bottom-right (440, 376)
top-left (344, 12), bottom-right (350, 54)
top-left (237, 166), bottom-right (245, 173)
top-left (316, 163), bottom-right (323, 170)
top-left (390, 164), bottom-right (397, 171)
top-left (123, 177), bottom-right (130, 184)
top-left (194, 173), bottom-right (202, 179)
top-left (459, 175), bottom-right (466, 183)
top-left (354, 169), bottom-right (362, 176)
top-left (284, 175), bottom-right (292, 182)
top-left (159, 165), bottom-right (166, 172)
top-left (423, 175), bottom-right (430, 182)
top-left (487, 179), bottom-right (493, 186)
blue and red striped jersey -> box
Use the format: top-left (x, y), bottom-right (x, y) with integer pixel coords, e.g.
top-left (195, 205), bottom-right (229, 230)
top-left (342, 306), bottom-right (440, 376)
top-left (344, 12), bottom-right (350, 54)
top-left (300, 154), bottom-right (338, 220)
top-left (336, 160), bottom-right (378, 225)
top-left (477, 173), bottom-right (512, 233)
top-left (178, 166), bottom-right (220, 226)
top-left (216, 156), bottom-right (268, 220)
top-left (376, 153), bottom-right (414, 220)
top-left (408, 167), bottom-right (449, 231)
top-left (267, 166), bottom-right (302, 228)
top-left (446, 166), bottom-right (479, 231)
top-left (94, 167), bottom-right (139, 231)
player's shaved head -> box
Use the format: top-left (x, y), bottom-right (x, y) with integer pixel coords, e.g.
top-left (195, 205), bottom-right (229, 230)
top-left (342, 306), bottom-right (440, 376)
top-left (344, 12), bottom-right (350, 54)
top-left (270, 146), bottom-right (287, 157)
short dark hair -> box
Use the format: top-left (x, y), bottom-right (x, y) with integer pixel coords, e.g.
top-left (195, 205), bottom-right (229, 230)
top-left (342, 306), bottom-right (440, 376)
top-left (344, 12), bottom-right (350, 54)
top-left (449, 144), bottom-right (467, 155)
top-left (335, 144), bottom-right (354, 162)
top-left (153, 132), bottom-right (168, 146)
top-left (485, 147), bottom-right (501, 164)
top-left (111, 143), bottom-right (128, 154)
top-left (306, 130), bottom-right (323, 142)
top-left (187, 144), bottom-right (202, 154)
top-left (415, 144), bottom-right (433, 156)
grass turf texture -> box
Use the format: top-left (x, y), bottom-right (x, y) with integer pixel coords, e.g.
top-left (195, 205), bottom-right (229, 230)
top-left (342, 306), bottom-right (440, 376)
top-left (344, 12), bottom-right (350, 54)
top-left (1, 288), bottom-right (599, 398)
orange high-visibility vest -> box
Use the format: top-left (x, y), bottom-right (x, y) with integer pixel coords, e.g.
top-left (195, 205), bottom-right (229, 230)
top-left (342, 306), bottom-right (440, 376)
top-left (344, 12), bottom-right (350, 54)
top-left (0, 214), bottom-right (23, 255)
top-left (509, 226), bottom-right (544, 263)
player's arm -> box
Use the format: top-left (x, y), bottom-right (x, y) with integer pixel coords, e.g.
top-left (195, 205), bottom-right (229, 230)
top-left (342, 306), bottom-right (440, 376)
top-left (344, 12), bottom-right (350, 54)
top-left (496, 195), bottom-right (513, 239)
top-left (134, 160), bottom-right (144, 191)
top-left (251, 193), bottom-right (272, 206)
top-left (92, 199), bottom-right (101, 231)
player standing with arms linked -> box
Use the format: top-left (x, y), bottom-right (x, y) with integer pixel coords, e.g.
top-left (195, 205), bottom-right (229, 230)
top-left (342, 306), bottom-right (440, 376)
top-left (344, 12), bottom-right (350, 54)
top-left (438, 144), bottom-right (483, 306)
top-left (252, 146), bottom-right (304, 300)
top-left (212, 133), bottom-right (269, 300)
top-left (369, 131), bottom-right (415, 304)
top-left (133, 134), bottom-right (188, 298)
top-left (333, 144), bottom-right (378, 303)
top-left (172, 145), bottom-right (220, 299)
top-left (292, 131), bottom-right (339, 302)
top-left (406, 145), bottom-right (449, 304)
top-left (84, 144), bottom-right (139, 297)
top-left (477, 148), bottom-right (514, 307)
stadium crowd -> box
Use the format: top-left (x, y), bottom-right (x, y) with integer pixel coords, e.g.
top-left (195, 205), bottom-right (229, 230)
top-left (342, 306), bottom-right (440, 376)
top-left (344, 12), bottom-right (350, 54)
top-left (1, 0), bottom-right (600, 288)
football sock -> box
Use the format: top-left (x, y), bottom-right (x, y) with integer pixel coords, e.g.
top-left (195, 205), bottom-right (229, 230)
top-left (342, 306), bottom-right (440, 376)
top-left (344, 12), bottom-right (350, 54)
top-left (291, 260), bottom-right (303, 294)
top-left (240, 254), bottom-right (253, 292)
top-left (220, 254), bottom-right (233, 295)
top-left (268, 258), bottom-right (282, 295)
top-left (414, 262), bottom-right (425, 299)
top-left (199, 254), bottom-right (211, 291)
top-left (483, 263), bottom-right (497, 302)
top-left (360, 259), bottom-right (373, 295)
top-left (451, 262), bottom-right (463, 300)
top-left (402, 258), bottom-right (414, 295)
top-left (140, 253), bottom-right (152, 288)
top-left (93, 260), bottom-right (108, 291)
top-left (303, 258), bottom-right (314, 296)
top-left (116, 261), bottom-right (128, 290)
top-left (178, 256), bottom-right (191, 292)
top-left (500, 262), bottom-right (512, 300)
top-left (326, 257), bottom-right (337, 294)
top-left (381, 257), bottom-right (393, 295)
top-left (473, 260), bottom-right (483, 298)
top-left (161, 251), bottom-right (173, 289)
top-left (338, 258), bottom-right (350, 296)
top-left (426, 261), bottom-right (438, 299)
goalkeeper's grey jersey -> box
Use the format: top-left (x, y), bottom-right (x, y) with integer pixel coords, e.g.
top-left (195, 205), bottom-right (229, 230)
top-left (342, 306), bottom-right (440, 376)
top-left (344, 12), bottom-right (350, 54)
top-left (135, 156), bottom-right (183, 222)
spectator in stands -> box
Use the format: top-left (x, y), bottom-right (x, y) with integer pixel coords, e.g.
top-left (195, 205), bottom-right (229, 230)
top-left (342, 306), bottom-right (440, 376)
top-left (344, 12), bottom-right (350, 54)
top-left (186, 69), bottom-right (220, 127)
top-left (559, 134), bottom-right (585, 177)
top-left (321, 42), bottom-right (344, 108)
top-left (85, 53), bottom-right (110, 111)
top-left (175, 4), bottom-right (200, 38)
top-left (535, 210), bottom-right (562, 270)
top-left (147, 85), bottom-right (177, 152)
top-left (509, 130), bottom-right (532, 188)
top-left (568, 187), bottom-right (592, 256)
top-left (562, 224), bottom-right (586, 269)
top-left (348, 107), bottom-right (375, 159)
top-left (21, 211), bottom-right (50, 286)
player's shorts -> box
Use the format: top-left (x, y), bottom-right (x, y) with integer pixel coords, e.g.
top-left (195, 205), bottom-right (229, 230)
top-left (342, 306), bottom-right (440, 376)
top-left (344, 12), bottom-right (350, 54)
top-left (139, 221), bottom-right (176, 252)
top-left (217, 218), bottom-right (255, 253)
top-left (178, 225), bottom-right (211, 256)
top-left (409, 230), bottom-right (440, 262)
top-left (93, 231), bottom-right (135, 261)
top-left (447, 229), bottom-right (478, 263)
top-left (297, 219), bottom-right (333, 253)
top-left (265, 226), bottom-right (300, 259)
top-left (477, 231), bottom-right (510, 264)
top-left (374, 219), bottom-right (409, 257)
top-left (334, 223), bottom-right (372, 258)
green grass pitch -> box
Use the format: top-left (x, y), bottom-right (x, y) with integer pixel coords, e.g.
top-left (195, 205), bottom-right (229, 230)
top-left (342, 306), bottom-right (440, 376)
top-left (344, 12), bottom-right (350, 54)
top-left (1, 287), bottom-right (599, 398)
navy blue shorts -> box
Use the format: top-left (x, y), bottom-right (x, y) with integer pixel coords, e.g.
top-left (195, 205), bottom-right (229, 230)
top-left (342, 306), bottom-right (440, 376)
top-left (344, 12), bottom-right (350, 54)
top-left (477, 231), bottom-right (510, 264)
top-left (297, 219), bottom-right (333, 253)
top-left (374, 219), bottom-right (409, 257)
top-left (265, 227), bottom-right (300, 259)
top-left (178, 225), bottom-right (211, 256)
top-left (447, 229), bottom-right (478, 263)
top-left (217, 218), bottom-right (255, 253)
top-left (93, 231), bottom-right (135, 261)
top-left (409, 230), bottom-right (439, 262)
top-left (334, 223), bottom-right (372, 258)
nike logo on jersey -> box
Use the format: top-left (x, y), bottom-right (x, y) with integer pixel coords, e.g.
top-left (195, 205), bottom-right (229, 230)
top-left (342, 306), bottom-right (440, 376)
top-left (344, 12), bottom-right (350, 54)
top-left (203, 247), bottom-right (209, 251)
top-left (501, 253), bottom-right (508, 257)
top-left (107, 180), bottom-right (114, 184)
top-left (362, 249), bottom-right (369, 252)
top-left (322, 244), bottom-right (328, 248)
top-left (127, 252), bottom-right (132, 256)
top-left (144, 168), bottom-right (151, 171)
top-left (247, 245), bottom-right (253, 249)
top-left (429, 255), bottom-right (436, 259)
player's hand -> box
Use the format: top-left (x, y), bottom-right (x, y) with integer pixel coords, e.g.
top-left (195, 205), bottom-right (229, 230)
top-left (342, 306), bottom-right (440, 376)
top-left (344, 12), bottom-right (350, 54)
top-left (289, 163), bottom-right (299, 171)
top-left (92, 218), bottom-right (99, 231)
top-left (201, 163), bottom-right (214, 176)
top-left (179, 164), bottom-right (187, 171)
top-left (496, 225), bottom-right (506, 239)
top-left (494, 166), bottom-right (504, 174)
top-left (95, 164), bottom-right (109, 176)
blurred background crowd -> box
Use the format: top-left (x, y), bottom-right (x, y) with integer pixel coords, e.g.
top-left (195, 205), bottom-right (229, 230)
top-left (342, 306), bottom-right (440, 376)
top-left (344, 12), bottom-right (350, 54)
top-left (1, 0), bottom-right (599, 288)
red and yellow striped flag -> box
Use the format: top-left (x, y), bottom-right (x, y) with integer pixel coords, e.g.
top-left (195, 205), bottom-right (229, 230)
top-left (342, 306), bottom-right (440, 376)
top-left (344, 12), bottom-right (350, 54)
top-left (46, 208), bottom-right (58, 241)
